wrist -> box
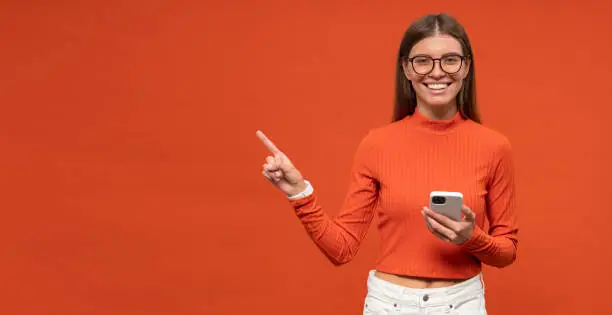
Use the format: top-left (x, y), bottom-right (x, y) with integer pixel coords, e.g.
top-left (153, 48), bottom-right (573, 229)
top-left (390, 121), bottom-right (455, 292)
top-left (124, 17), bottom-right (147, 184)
top-left (287, 180), bottom-right (313, 200)
top-left (460, 225), bottom-right (485, 249)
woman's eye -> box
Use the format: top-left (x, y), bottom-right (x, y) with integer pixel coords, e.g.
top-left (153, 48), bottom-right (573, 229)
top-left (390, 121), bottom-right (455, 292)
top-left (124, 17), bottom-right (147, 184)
top-left (444, 57), bottom-right (461, 64)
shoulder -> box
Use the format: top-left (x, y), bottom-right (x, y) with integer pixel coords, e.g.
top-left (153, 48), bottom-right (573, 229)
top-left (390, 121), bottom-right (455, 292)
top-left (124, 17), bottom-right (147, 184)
top-left (351, 120), bottom-right (405, 158)
top-left (361, 119), bottom-right (406, 144)
top-left (463, 120), bottom-right (513, 155)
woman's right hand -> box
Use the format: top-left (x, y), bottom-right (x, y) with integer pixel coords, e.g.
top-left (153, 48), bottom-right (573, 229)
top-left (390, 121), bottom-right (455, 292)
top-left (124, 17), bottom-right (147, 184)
top-left (256, 130), bottom-right (308, 197)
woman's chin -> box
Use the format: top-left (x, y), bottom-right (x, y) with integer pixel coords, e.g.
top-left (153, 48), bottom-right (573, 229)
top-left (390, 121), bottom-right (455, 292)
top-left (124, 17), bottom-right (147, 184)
top-left (421, 97), bottom-right (456, 107)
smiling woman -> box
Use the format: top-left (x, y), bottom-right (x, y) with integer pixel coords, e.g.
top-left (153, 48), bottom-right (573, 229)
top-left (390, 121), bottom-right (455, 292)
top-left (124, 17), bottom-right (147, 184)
top-left (394, 14), bottom-right (479, 123)
top-left (257, 13), bottom-right (517, 315)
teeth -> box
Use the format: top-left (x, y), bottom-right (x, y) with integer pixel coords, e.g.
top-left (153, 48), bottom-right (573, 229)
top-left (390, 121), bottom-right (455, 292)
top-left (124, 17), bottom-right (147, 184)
top-left (427, 83), bottom-right (449, 90)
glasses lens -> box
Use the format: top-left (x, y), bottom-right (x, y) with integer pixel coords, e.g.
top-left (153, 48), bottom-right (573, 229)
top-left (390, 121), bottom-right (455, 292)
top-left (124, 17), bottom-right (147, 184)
top-left (441, 55), bottom-right (463, 73)
top-left (411, 56), bottom-right (433, 74)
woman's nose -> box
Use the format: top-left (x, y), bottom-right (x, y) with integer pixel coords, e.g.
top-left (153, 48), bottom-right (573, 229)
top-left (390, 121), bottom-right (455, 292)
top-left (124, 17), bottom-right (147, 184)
top-left (429, 60), bottom-right (445, 78)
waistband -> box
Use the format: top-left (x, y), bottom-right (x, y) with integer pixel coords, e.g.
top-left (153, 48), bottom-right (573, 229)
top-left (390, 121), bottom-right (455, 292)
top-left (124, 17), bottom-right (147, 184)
top-left (366, 270), bottom-right (485, 307)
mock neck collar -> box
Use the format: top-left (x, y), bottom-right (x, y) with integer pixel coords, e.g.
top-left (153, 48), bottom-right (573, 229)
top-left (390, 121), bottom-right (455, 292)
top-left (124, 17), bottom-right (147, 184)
top-left (405, 108), bottom-right (467, 133)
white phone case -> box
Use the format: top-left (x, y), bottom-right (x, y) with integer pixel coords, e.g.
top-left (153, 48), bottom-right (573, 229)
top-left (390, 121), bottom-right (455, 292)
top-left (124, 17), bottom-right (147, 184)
top-left (429, 191), bottom-right (463, 221)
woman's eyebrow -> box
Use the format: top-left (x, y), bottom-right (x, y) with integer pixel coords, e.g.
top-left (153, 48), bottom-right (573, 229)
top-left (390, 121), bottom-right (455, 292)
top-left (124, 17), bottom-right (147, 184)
top-left (409, 52), bottom-right (463, 58)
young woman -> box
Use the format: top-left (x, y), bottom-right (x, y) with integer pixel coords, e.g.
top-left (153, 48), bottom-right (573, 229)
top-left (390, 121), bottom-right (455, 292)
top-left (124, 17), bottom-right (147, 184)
top-left (256, 13), bottom-right (518, 315)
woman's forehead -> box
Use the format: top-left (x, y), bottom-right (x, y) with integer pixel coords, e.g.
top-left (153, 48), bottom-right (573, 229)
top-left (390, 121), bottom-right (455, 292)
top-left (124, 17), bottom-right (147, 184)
top-left (410, 34), bottom-right (463, 57)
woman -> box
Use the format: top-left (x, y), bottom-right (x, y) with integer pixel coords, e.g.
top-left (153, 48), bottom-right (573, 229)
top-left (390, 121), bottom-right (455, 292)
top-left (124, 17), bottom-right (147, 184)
top-left (256, 13), bottom-right (518, 315)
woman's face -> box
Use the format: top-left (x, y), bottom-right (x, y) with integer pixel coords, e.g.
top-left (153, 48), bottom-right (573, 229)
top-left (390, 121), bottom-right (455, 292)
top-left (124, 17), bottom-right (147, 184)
top-left (403, 34), bottom-right (470, 109)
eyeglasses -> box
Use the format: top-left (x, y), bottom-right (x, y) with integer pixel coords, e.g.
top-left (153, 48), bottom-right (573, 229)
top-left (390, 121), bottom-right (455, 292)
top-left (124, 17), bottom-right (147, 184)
top-left (403, 54), bottom-right (468, 75)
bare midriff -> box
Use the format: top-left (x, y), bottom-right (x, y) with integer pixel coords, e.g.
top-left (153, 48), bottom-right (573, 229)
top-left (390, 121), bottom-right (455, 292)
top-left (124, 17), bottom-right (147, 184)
top-left (374, 270), bottom-right (465, 289)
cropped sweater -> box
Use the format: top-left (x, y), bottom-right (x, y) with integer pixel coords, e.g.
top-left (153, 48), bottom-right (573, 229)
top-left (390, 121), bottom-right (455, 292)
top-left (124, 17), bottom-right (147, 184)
top-left (288, 109), bottom-right (519, 279)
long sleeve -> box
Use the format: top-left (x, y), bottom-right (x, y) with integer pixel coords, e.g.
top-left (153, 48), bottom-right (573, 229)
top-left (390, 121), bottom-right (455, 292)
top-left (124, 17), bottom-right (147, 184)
top-left (461, 139), bottom-right (519, 268)
top-left (279, 111), bottom-right (519, 279)
top-left (288, 132), bottom-right (380, 265)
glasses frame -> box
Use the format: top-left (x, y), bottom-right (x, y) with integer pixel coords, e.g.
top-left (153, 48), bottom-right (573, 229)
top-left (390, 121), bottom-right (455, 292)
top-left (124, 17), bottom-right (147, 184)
top-left (403, 54), bottom-right (469, 75)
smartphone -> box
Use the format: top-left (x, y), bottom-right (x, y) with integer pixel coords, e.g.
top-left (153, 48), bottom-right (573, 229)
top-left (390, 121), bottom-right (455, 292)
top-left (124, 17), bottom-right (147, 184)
top-left (429, 191), bottom-right (463, 221)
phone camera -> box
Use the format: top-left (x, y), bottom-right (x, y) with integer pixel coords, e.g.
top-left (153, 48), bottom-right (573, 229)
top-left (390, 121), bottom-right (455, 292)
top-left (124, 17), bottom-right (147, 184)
top-left (432, 196), bottom-right (446, 204)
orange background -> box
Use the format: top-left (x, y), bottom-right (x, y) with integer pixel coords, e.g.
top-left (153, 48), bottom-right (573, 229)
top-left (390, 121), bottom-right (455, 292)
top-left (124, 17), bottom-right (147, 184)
top-left (1, 1), bottom-right (611, 314)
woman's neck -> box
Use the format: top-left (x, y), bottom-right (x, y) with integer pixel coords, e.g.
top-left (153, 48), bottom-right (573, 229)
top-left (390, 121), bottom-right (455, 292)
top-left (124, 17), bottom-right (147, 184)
top-left (416, 102), bottom-right (458, 120)
top-left (407, 102), bottom-right (465, 134)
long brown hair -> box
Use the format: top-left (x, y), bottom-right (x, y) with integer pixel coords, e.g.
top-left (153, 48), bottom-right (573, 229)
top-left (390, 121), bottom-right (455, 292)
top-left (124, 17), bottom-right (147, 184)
top-left (392, 13), bottom-right (481, 123)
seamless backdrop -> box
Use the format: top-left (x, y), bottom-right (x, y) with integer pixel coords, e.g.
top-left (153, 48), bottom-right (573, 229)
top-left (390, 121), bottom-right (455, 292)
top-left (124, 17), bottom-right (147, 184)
top-left (1, 1), bottom-right (611, 314)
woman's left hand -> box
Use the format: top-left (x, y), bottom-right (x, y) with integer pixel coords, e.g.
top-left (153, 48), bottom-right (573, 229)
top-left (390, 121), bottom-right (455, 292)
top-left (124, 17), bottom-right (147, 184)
top-left (421, 205), bottom-right (475, 244)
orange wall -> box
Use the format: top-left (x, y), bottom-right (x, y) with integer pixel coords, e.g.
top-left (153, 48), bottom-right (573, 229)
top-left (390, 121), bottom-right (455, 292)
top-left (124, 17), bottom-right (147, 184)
top-left (1, 1), bottom-right (611, 314)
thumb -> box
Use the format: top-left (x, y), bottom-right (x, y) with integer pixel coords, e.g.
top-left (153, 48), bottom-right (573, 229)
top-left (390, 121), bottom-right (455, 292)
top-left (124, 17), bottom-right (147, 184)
top-left (461, 205), bottom-right (476, 222)
top-left (275, 153), bottom-right (303, 184)
top-left (275, 152), bottom-right (295, 172)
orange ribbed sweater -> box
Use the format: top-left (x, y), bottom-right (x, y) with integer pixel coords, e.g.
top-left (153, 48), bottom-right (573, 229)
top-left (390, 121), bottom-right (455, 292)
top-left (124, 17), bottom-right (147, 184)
top-left (289, 109), bottom-right (519, 280)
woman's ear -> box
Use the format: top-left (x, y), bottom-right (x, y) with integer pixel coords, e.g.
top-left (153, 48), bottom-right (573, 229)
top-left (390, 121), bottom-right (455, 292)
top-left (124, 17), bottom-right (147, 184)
top-left (402, 61), bottom-right (413, 81)
top-left (462, 57), bottom-right (472, 79)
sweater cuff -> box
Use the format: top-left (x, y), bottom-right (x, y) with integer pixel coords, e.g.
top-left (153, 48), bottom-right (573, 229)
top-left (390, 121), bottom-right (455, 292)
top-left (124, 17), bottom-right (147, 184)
top-left (287, 180), bottom-right (313, 200)
top-left (288, 192), bottom-right (316, 210)
top-left (460, 224), bottom-right (488, 252)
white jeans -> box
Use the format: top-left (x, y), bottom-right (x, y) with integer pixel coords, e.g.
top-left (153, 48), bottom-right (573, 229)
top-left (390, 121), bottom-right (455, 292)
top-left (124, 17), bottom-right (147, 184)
top-left (363, 270), bottom-right (487, 315)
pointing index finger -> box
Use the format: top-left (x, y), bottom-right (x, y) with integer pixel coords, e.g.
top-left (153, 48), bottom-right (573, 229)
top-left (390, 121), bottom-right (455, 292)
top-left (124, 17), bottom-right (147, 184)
top-left (256, 130), bottom-right (281, 155)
